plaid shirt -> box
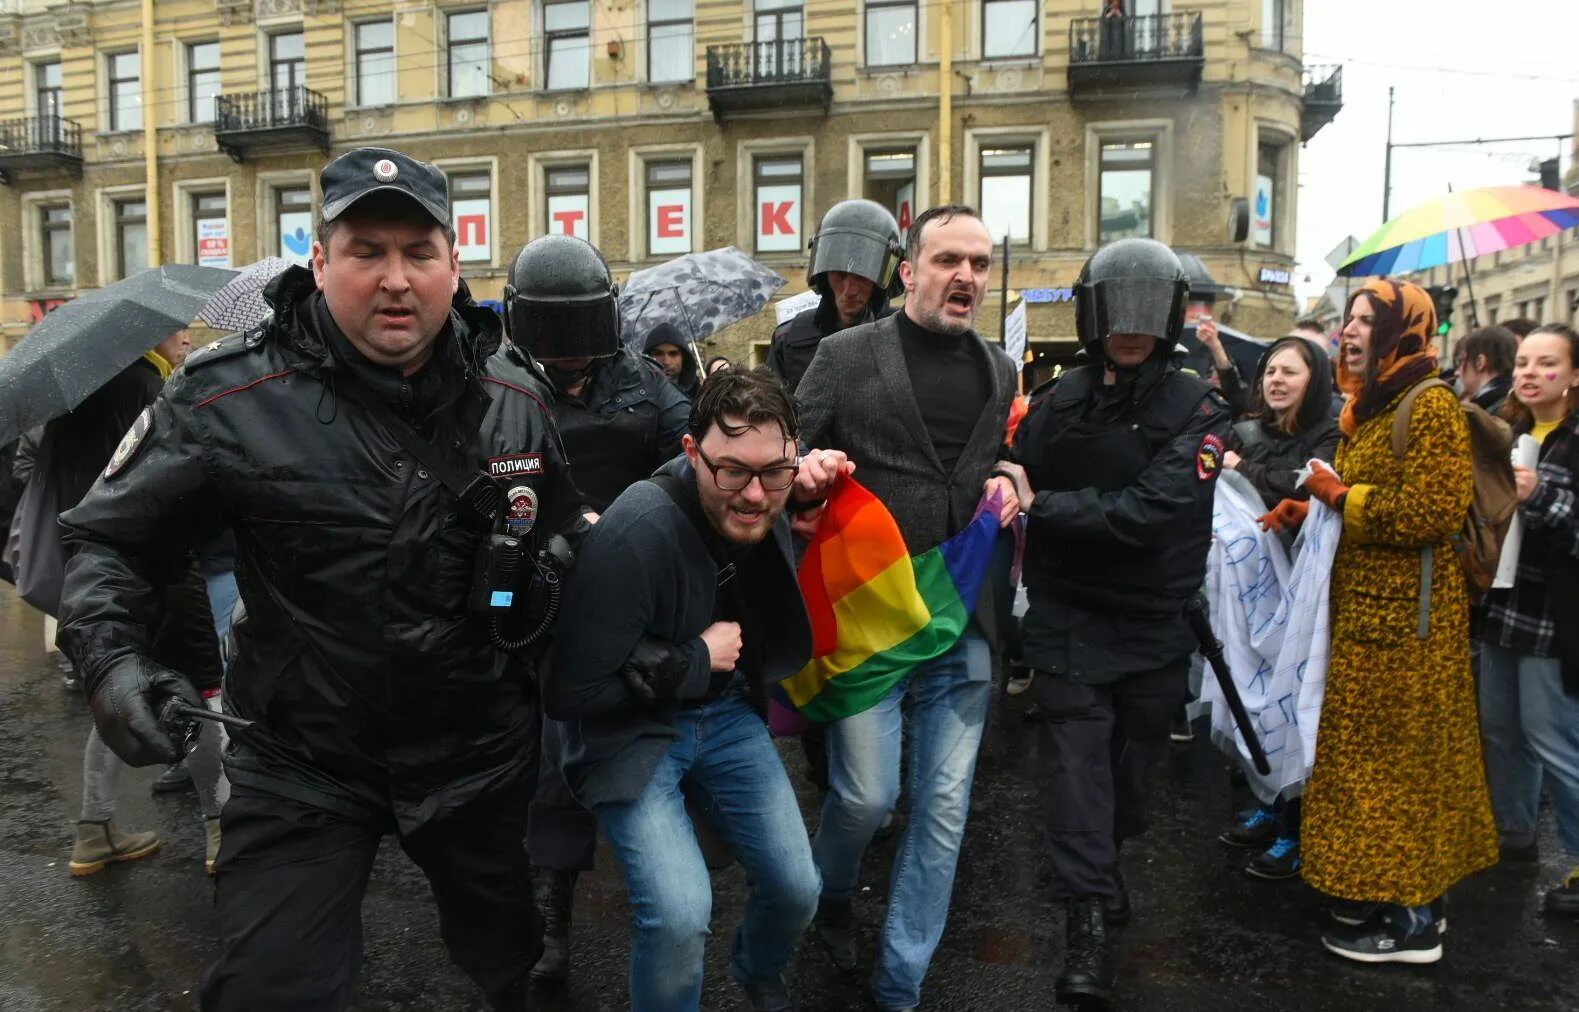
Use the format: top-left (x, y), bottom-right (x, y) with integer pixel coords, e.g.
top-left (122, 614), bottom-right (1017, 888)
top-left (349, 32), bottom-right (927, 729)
top-left (1480, 412), bottom-right (1579, 658)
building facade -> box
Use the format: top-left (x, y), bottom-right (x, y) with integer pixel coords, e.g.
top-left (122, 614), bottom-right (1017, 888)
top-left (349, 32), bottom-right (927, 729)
top-left (0, 0), bottom-right (1337, 370)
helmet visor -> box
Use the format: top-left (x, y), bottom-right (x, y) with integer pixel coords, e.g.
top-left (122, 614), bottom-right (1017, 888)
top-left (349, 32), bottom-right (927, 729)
top-left (510, 298), bottom-right (620, 360)
top-left (810, 229), bottom-right (900, 291)
top-left (1087, 278), bottom-right (1183, 343)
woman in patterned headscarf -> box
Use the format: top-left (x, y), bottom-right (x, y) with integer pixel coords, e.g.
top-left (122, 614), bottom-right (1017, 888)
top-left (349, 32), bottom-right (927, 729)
top-left (1293, 279), bottom-right (1498, 964)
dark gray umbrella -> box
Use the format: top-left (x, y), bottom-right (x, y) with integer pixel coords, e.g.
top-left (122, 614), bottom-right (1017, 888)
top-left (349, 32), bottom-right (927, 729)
top-left (617, 246), bottom-right (786, 352)
top-left (0, 264), bottom-right (236, 446)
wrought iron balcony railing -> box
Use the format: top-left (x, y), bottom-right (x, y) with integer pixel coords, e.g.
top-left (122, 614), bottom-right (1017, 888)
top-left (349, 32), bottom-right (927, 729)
top-left (0, 114), bottom-right (84, 185)
top-left (214, 85), bottom-right (331, 159)
top-left (1069, 11), bottom-right (1205, 66)
top-left (707, 37), bottom-right (831, 90)
top-left (1301, 65), bottom-right (1344, 141)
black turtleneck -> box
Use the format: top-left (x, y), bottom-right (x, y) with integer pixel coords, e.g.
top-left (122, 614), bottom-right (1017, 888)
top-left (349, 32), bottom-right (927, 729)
top-left (895, 310), bottom-right (990, 474)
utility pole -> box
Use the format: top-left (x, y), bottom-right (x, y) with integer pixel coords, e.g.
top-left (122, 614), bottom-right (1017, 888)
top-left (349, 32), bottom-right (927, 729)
top-left (1381, 86), bottom-right (1395, 222)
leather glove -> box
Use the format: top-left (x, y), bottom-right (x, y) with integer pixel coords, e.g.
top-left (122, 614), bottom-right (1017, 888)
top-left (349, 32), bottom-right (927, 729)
top-left (620, 635), bottom-right (690, 702)
top-left (1257, 498), bottom-right (1310, 534)
top-left (88, 655), bottom-right (204, 767)
top-left (1302, 469), bottom-right (1350, 511)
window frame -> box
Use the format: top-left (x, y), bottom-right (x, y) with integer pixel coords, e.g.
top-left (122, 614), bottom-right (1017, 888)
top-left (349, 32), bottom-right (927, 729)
top-left (274, 184), bottom-right (315, 265)
top-left (1084, 119), bottom-right (1173, 248)
top-left (441, 163), bottom-right (498, 266)
top-left (846, 131), bottom-right (932, 245)
top-left (34, 60), bottom-right (63, 118)
top-left (977, 143), bottom-right (1034, 247)
top-left (113, 197), bottom-right (150, 281)
top-left (447, 9), bottom-right (492, 98)
top-left (544, 0), bottom-right (592, 91)
top-left (630, 144), bottom-right (705, 261)
top-left (980, 0), bottom-right (1039, 61)
top-left (353, 20), bottom-right (397, 107)
top-left (863, 0), bottom-right (917, 68)
top-left (751, 154), bottom-right (806, 255)
top-left (41, 203), bottom-right (75, 288)
top-left (647, 0), bottom-right (695, 84)
top-left (545, 163), bottom-right (592, 238)
top-left (530, 150), bottom-right (601, 247)
top-left (107, 50), bottom-right (142, 132)
top-left (186, 40), bottom-right (222, 124)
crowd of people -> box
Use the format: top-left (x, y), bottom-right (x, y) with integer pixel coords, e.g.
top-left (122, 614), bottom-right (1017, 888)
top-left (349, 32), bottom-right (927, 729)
top-left (8, 144), bottom-right (1575, 1012)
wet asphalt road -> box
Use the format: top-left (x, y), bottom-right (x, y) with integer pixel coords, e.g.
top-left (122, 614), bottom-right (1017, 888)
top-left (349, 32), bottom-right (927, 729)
top-left (2, 584), bottom-right (1576, 1012)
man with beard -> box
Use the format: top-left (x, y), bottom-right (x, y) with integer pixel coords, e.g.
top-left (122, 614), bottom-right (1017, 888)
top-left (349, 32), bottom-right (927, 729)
top-left (544, 367), bottom-right (846, 1011)
top-left (794, 204), bottom-right (1019, 1012)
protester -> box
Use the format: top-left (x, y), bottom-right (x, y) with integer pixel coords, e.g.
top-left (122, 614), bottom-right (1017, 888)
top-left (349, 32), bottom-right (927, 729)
top-left (645, 321), bottom-right (701, 398)
top-left (1195, 314), bottom-right (1249, 417)
top-left (1003, 238), bottom-right (1230, 1006)
top-left (1455, 325), bottom-right (1519, 414)
top-left (795, 204), bottom-right (1018, 1011)
top-left (57, 147), bottom-right (588, 1010)
top-left (1289, 279), bottom-right (1497, 964)
top-left (705, 354), bottom-right (731, 376)
top-left (1477, 323), bottom-right (1579, 916)
top-left (545, 367), bottom-right (844, 1012)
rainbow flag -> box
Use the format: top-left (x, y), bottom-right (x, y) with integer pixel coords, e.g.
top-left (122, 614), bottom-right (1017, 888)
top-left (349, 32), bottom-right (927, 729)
top-left (779, 478), bottom-right (1003, 724)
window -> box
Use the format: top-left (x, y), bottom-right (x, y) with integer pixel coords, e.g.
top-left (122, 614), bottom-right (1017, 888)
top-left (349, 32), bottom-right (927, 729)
top-left (645, 159), bottom-right (693, 256)
top-left (545, 0), bottom-right (590, 90)
top-left (270, 32), bottom-right (306, 120)
top-left (1531, 296), bottom-right (1546, 322)
top-left (865, 0), bottom-right (916, 66)
top-left (754, 0), bottom-right (804, 77)
top-left (35, 61), bottom-right (63, 118)
top-left (545, 165), bottom-right (591, 239)
top-left (1261, 0), bottom-right (1291, 51)
top-left (753, 156), bottom-right (803, 253)
top-left (1255, 141), bottom-right (1286, 250)
top-left (863, 148), bottom-right (917, 241)
top-left (108, 51), bottom-right (141, 132)
top-left (275, 186), bottom-right (314, 265)
top-left (648, 0), bottom-right (694, 83)
top-left (188, 42), bottom-right (222, 123)
top-left (1098, 139), bottom-right (1155, 243)
top-left (114, 199), bottom-right (149, 280)
top-left (982, 0), bottom-right (1037, 60)
top-left (192, 192), bottom-right (230, 267)
top-left (355, 21), bottom-right (396, 106)
top-left (978, 146), bottom-right (1032, 245)
top-left (41, 205), bottom-right (74, 287)
top-left (448, 171), bottom-right (493, 263)
top-left (448, 11), bottom-right (491, 98)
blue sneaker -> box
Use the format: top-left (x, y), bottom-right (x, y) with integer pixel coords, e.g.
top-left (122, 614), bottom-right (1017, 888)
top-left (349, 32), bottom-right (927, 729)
top-left (1246, 836), bottom-right (1301, 880)
top-left (1218, 806), bottom-right (1281, 849)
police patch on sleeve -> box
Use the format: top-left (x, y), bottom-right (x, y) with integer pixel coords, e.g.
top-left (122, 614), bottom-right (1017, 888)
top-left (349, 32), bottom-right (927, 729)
top-left (1196, 433), bottom-right (1224, 481)
top-left (104, 407), bottom-right (153, 479)
top-left (488, 453), bottom-right (544, 478)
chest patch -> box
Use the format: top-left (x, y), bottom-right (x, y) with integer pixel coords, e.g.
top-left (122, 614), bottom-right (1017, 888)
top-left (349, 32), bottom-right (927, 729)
top-left (1196, 432), bottom-right (1224, 481)
top-left (488, 453), bottom-right (544, 478)
top-left (104, 407), bottom-right (153, 479)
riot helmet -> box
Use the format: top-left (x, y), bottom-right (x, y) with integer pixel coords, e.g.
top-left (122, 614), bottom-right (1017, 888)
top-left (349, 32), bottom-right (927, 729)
top-left (806, 199), bottom-right (905, 302)
top-left (504, 235), bottom-right (620, 360)
top-left (1074, 238), bottom-right (1189, 362)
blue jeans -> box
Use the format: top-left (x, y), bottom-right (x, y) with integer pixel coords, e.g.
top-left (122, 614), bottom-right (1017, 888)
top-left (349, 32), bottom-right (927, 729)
top-left (1479, 641), bottom-right (1579, 860)
top-left (812, 631), bottom-right (992, 1009)
top-left (204, 570), bottom-right (239, 670)
top-left (593, 687), bottom-right (820, 1012)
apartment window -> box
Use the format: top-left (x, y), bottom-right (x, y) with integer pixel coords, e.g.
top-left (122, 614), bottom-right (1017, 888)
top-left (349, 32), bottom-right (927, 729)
top-left (355, 21), bottom-right (396, 106)
top-left (188, 42), bottom-right (222, 123)
top-left (1261, 0), bottom-right (1291, 51)
top-left (864, 148), bottom-right (917, 240)
top-left (41, 205), bottom-right (74, 287)
top-left (865, 0), bottom-right (916, 66)
top-left (270, 32), bottom-right (306, 121)
top-left (1531, 296), bottom-right (1546, 322)
top-left (114, 199), bottom-right (149, 280)
top-left (1255, 141), bottom-right (1286, 250)
top-left (646, 159), bottom-right (693, 256)
top-left (1098, 139), bottom-right (1155, 243)
top-left (754, 156), bottom-right (803, 254)
top-left (108, 51), bottom-right (142, 132)
top-left (449, 171), bottom-right (493, 263)
top-left (35, 61), bottom-right (63, 118)
top-left (191, 192), bottom-right (230, 268)
top-left (448, 11), bottom-right (491, 98)
top-left (754, 0), bottom-right (804, 77)
top-left (648, 0), bottom-right (694, 83)
top-left (545, 165), bottom-right (591, 239)
top-left (979, 146), bottom-right (1032, 245)
top-left (545, 0), bottom-right (591, 90)
top-left (276, 186), bottom-right (314, 265)
top-left (982, 0), bottom-right (1037, 60)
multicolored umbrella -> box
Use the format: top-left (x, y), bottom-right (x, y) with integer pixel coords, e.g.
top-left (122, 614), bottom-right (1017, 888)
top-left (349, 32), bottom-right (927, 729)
top-left (1337, 185), bottom-right (1579, 277)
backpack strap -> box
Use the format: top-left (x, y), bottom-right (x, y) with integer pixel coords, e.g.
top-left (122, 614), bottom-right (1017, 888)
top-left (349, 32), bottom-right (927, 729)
top-left (1388, 377), bottom-right (1454, 640)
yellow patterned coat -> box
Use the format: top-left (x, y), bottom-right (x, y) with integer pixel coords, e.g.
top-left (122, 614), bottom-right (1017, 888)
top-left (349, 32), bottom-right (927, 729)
top-left (1301, 384), bottom-right (1499, 906)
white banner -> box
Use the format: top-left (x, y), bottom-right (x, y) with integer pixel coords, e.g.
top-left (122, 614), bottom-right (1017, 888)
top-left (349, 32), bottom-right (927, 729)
top-left (756, 182), bottom-right (802, 253)
top-left (774, 288), bottom-right (821, 325)
top-left (1493, 434), bottom-right (1541, 588)
top-left (279, 211), bottom-right (312, 266)
top-left (649, 186), bottom-right (692, 256)
top-left (196, 217), bottom-right (231, 269)
top-left (1003, 299), bottom-right (1027, 370)
top-left (454, 197), bottom-right (492, 263)
top-left (547, 194), bottom-right (589, 240)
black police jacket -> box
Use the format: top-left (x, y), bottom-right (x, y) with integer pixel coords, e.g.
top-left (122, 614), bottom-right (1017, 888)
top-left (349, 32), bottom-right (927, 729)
top-left (57, 267), bottom-right (585, 832)
top-left (764, 295), bottom-right (891, 396)
top-left (551, 348), bottom-right (689, 513)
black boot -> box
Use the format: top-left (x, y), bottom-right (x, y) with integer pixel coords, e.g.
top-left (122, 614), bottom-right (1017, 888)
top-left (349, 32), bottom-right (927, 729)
top-left (1103, 866), bottom-right (1131, 926)
top-left (1056, 897), bottom-right (1113, 1008)
top-left (813, 896), bottom-right (860, 972)
top-left (529, 867), bottom-right (577, 990)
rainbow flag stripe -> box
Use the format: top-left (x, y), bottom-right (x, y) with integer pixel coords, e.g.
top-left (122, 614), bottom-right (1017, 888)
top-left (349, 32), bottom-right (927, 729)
top-left (780, 478), bottom-right (1001, 723)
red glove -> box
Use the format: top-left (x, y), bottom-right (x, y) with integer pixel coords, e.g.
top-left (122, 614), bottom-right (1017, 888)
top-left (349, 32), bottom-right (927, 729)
top-left (1302, 469), bottom-right (1350, 511)
top-left (1258, 498), bottom-right (1309, 533)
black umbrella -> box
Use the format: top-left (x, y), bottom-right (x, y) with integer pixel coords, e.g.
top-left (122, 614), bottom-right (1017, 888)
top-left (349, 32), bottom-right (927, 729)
top-left (0, 264), bottom-right (236, 447)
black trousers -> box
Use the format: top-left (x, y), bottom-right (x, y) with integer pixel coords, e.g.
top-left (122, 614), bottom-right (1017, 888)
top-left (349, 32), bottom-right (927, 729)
top-left (200, 784), bottom-right (541, 1011)
top-left (526, 716), bottom-right (600, 871)
top-left (1033, 661), bottom-right (1187, 900)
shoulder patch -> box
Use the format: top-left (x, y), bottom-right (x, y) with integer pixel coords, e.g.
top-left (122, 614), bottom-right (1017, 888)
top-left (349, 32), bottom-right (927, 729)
top-left (184, 333), bottom-right (256, 371)
top-left (104, 407), bottom-right (153, 479)
top-left (1196, 432), bottom-right (1225, 481)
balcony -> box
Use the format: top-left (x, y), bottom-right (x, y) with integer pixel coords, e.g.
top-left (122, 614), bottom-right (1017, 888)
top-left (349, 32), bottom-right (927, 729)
top-left (214, 86), bottom-right (330, 162)
top-left (0, 115), bottom-right (84, 186)
top-left (705, 38), bottom-right (832, 122)
top-left (1301, 65), bottom-right (1343, 142)
top-left (1068, 11), bottom-right (1204, 100)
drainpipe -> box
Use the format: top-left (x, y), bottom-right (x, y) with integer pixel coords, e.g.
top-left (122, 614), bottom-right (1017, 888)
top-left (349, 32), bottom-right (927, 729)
top-left (141, 0), bottom-right (161, 267)
top-left (938, 0), bottom-right (953, 203)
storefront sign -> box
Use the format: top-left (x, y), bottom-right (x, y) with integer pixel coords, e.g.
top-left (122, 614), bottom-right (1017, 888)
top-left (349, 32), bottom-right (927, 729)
top-left (197, 218), bottom-right (231, 269)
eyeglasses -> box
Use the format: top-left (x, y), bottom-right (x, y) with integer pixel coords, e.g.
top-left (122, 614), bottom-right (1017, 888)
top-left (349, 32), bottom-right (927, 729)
top-left (694, 444), bottom-right (798, 492)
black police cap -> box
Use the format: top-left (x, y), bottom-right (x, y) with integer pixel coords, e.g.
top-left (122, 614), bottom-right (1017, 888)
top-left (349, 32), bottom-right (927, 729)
top-left (319, 147), bottom-right (450, 227)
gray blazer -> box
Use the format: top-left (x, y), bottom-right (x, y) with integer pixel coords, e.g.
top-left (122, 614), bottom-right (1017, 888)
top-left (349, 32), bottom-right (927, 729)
top-left (796, 312), bottom-right (1016, 555)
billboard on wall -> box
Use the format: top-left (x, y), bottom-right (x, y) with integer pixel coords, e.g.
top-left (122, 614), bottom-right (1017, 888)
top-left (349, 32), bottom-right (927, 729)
top-left (454, 198), bottom-right (492, 263)
top-left (649, 187), bottom-right (691, 256)
top-left (197, 218), bottom-right (231, 268)
top-left (756, 183), bottom-right (801, 253)
top-left (280, 212), bottom-right (312, 266)
top-left (547, 194), bottom-right (590, 239)
top-left (1253, 174), bottom-right (1274, 247)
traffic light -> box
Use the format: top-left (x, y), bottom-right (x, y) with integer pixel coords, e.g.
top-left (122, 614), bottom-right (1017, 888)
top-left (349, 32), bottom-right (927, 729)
top-left (1426, 284), bottom-right (1458, 336)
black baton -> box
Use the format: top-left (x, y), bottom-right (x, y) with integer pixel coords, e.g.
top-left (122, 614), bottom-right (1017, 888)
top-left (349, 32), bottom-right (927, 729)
top-left (159, 700), bottom-right (256, 757)
top-left (1184, 594), bottom-right (1272, 776)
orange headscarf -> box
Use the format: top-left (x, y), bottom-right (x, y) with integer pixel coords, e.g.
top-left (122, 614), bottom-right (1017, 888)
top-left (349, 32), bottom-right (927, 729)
top-left (1337, 279), bottom-right (1439, 437)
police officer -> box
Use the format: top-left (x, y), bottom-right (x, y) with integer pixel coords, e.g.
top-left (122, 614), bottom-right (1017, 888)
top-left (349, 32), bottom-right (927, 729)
top-left (765, 198), bottom-right (903, 395)
top-left (56, 147), bottom-right (586, 1012)
top-left (503, 234), bottom-right (689, 990)
top-left (1001, 238), bottom-right (1230, 1009)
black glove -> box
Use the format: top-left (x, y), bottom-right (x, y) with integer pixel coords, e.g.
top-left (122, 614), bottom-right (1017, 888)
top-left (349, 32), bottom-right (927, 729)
top-left (620, 635), bottom-right (690, 702)
top-left (88, 655), bottom-right (204, 766)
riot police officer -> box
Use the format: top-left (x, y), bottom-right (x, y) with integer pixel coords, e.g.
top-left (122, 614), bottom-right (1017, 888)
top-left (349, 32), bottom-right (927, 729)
top-left (765, 198), bottom-right (903, 395)
top-left (503, 233), bottom-right (690, 991)
top-left (1002, 238), bottom-right (1230, 1009)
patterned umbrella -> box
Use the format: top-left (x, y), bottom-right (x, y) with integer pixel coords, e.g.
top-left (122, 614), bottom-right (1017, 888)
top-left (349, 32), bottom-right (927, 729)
top-left (197, 256), bottom-right (297, 332)
top-left (1336, 185), bottom-right (1579, 277)
top-left (617, 247), bottom-right (787, 352)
